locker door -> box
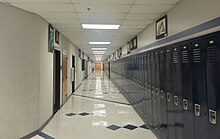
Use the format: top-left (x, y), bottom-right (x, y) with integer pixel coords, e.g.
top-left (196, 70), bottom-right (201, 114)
top-left (206, 32), bottom-right (220, 139)
top-left (147, 53), bottom-right (152, 124)
top-left (181, 43), bottom-right (194, 139)
top-left (172, 45), bottom-right (183, 139)
top-left (191, 39), bottom-right (208, 139)
top-left (144, 53), bottom-right (148, 121)
top-left (151, 51), bottom-right (157, 130)
top-left (155, 50), bottom-right (161, 137)
top-left (165, 46), bottom-right (174, 139)
top-left (159, 48), bottom-right (168, 139)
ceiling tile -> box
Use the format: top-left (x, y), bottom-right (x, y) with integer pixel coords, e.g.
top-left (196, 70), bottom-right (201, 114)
top-left (73, 3), bottom-right (130, 13)
top-left (7, 0), bottom-right (71, 3)
top-left (71, 0), bottom-right (134, 4)
top-left (39, 12), bottom-right (78, 20)
top-left (125, 13), bottom-right (161, 20)
top-left (130, 4), bottom-right (173, 13)
top-left (134, 0), bottom-right (179, 4)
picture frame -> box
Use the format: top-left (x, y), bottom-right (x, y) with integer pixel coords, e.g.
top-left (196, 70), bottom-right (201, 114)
top-left (78, 49), bottom-right (81, 59)
top-left (55, 30), bottom-right (60, 44)
top-left (48, 24), bottom-right (54, 53)
top-left (156, 15), bottom-right (168, 40)
top-left (132, 36), bottom-right (137, 50)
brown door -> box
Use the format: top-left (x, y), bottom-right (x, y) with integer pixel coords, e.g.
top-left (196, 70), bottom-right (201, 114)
top-left (62, 52), bottom-right (68, 104)
top-left (95, 63), bottom-right (101, 70)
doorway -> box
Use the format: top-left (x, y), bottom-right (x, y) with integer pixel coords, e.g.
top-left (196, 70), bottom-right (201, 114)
top-left (62, 51), bottom-right (68, 104)
top-left (53, 50), bottom-right (61, 114)
top-left (95, 63), bottom-right (101, 70)
top-left (72, 55), bottom-right (75, 93)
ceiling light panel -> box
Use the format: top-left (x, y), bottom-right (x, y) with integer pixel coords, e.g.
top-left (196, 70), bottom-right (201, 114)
top-left (89, 42), bottom-right (111, 45)
top-left (82, 24), bottom-right (120, 30)
top-left (92, 48), bottom-right (107, 50)
top-left (93, 51), bottom-right (106, 53)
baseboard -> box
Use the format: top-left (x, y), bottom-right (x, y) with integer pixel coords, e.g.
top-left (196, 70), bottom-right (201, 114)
top-left (20, 115), bottom-right (53, 139)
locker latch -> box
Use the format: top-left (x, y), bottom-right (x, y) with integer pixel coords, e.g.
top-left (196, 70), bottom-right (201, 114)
top-left (167, 93), bottom-right (170, 102)
top-left (156, 88), bottom-right (159, 96)
top-left (209, 109), bottom-right (217, 125)
top-left (161, 90), bottom-right (164, 99)
top-left (174, 96), bottom-right (178, 106)
top-left (183, 99), bottom-right (188, 110)
top-left (195, 104), bottom-right (201, 117)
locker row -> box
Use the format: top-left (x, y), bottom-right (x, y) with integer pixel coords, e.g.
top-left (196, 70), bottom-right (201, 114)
top-left (105, 31), bottom-right (220, 139)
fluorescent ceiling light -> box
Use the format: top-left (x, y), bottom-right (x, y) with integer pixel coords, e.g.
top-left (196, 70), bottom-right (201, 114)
top-left (89, 42), bottom-right (111, 45)
top-left (82, 24), bottom-right (120, 30)
top-left (93, 51), bottom-right (106, 53)
top-left (92, 48), bottom-right (107, 51)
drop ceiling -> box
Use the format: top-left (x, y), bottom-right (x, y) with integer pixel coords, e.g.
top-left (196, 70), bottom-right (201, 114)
top-left (1, 0), bottom-right (180, 60)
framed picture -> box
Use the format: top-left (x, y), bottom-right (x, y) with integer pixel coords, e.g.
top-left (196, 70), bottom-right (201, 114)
top-left (132, 36), bottom-right (137, 50)
top-left (156, 15), bottom-right (168, 39)
top-left (48, 24), bottom-right (54, 53)
top-left (127, 42), bottom-right (131, 54)
top-left (78, 49), bottom-right (81, 58)
top-left (55, 30), bottom-right (60, 44)
top-left (82, 52), bottom-right (84, 59)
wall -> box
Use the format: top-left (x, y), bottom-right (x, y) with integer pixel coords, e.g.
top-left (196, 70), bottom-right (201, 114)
top-left (114, 0), bottom-right (220, 58)
top-left (0, 3), bottom-right (40, 138)
top-left (0, 2), bottom-right (92, 139)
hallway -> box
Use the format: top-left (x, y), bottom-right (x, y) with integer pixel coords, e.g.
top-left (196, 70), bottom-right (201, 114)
top-left (32, 71), bottom-right (157, 139)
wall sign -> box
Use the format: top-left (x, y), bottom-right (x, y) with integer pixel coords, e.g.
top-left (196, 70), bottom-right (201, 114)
top-left (156, 15), bottom-right (168, 39)
top-left (48, 24), bottom-right (54, 53)
top-left (131, 36), bottom-right (137, 50)
top-left (55, 30), bottom-right (60, 45)
top-left (78, 49), bottom-right (81, 59)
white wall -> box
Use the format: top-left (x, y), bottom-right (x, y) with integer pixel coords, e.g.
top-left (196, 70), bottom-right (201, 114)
top-left (0, 3), bottom-right (40, 138)
top-left (113, 0), bottom-right (220, 59)
top-left (0, 2), bottom-right (92, 139)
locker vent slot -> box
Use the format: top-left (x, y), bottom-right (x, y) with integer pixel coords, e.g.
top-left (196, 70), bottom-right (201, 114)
top-left (173, 51), bottom-right (179, 64)
top-left (207, 45), bottom-right (217, 62)
top-left (193, 48), bottom-right (201, 63)
top-left (182, 50), bottom-right (188, 63)
top-left (166, 52), bottom-right (171, 63)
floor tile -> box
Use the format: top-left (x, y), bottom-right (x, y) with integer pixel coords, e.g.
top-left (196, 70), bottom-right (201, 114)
top-left (66, 113), bottom-right (76, 117)
top-left (123, 124), bottom-right (138, 130)
top-left (106, 125), bottom-right (121, 131)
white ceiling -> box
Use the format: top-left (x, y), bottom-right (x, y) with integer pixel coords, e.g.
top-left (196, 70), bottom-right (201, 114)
top-left (1, 0), bottom-right (180, 60)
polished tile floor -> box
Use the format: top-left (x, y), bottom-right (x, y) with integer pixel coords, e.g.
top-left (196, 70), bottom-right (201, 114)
top-left (32, 71), bottom-right (157, 139)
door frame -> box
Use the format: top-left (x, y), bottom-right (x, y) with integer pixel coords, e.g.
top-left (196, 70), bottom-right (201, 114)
top-left (62, 50), bottom-right (68, 104)
top-left (53, 47), bottom-right (62, 114)
top-left (72, 55), bottom-right (75, 93)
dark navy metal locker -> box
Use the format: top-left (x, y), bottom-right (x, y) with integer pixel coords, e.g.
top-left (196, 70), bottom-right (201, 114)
top-left (155, 50), bottom-right (161, 137)
top-left (165, 46), bottom-right (174, 139)
top-left (172, 45), bottom-right (183, 139)
top-left (159, 48), bottom-right (168, 139)
top-left (147, 52), bottom-right (152, 125)
top-left (143, 53), bottom-right (148, 121)
top-left (191, 38), bottom-right (208, 139)
top-left (181, 42), bottom-right (194, 139)
top-left (150, 51), bottom-right (157, 132)
top-left (206, 32), bottom-right (220, 139)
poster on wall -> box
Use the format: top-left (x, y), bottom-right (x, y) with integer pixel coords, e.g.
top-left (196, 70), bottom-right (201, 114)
top-left (127, 42), bottom-right (131, 54)
top-left (78, 49), bottom-right (81, 59)
top-left (156, 15), bottom-right (168, 39)
top-left (131, 36), bottom-right (137, 50)
top-left (48, 24), bottom-right (54, 53)
top-left (55, 30), bottom-right (60, 45)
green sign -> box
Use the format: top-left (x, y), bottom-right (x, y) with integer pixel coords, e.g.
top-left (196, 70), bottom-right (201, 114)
top-left (48, 24), bottom-right (54, 53)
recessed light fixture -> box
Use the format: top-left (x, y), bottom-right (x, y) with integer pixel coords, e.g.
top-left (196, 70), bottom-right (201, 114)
top-left (92, 48), bottom-right (107, 51)
top-left (93, 51), bottom-right (106, 53)
top-left (82, 24), bottom-right (120, 30)
top-left (89, 42), bottom-right (111, 45)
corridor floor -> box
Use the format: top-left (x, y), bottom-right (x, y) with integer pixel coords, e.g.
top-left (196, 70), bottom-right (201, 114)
top-left (32, 71), bottom-right (157, 139)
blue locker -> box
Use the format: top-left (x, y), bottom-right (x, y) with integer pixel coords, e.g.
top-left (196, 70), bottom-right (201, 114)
top-left (206, 32), bottom-right (220, 139)
top-left (172, 45), bottom-right (183, 139)
top-left (191, 38), bottom-right (208, 139)
top-left (155, 50), bottom-right (162, 137)
top-left (147, 52), bottom-right (152, 125)
top-left (159, 48), bottom-right (168, 139)
top-left (165, 46), bottom-right (174, 139)
top-left (181, 42), bottom-right (194, 139)
top-left (151, 51), bottom-right (157, 130)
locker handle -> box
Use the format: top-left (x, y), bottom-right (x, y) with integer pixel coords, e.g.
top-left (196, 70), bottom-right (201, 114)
top-left (156, 88), bottom-right (159, 96)
top-left (183, 99), bottom-right (188, 110)
top-left (209, 109), bottom-right (217, 125)
top-left (174, 96), bottom-right (178, 106)
top-left (167, 93), bottom-right (170, 102)
top-left (195, 104), bottom-right (201, 117)
top-left (161, 90), bottom-right (164, 99)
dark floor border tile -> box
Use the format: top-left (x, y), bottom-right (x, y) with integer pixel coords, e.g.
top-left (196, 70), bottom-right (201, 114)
top-left (73, 94), bottom-right (130, 106)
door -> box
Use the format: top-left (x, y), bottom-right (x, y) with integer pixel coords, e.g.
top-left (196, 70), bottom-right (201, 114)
top-left (62, 51), bottom-right (68, 104)
top-left (53, 50), bottom-right (61, 114)
top-left (72, 55), bottom-right (75, 93)
top-left (95, 63), bottom-right (101, 70)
